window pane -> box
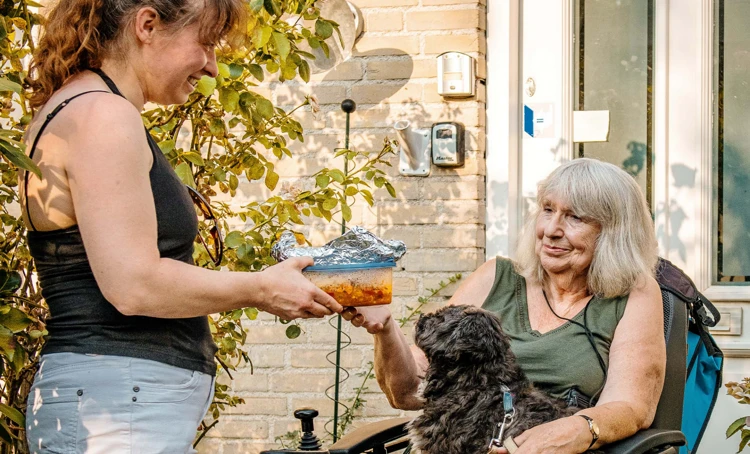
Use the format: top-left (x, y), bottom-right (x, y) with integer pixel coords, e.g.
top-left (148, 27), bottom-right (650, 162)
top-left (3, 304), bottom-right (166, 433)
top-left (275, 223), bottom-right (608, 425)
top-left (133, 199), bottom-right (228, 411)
top-left (574, 0), bottom-right (654, 207)
top-left (714, 0), bottom-right (750, 283)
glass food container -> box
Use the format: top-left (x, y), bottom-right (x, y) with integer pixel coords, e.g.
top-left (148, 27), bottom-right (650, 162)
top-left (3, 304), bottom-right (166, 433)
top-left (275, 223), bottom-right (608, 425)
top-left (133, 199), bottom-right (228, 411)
top-left (303, 261), bottom-right (395, 307)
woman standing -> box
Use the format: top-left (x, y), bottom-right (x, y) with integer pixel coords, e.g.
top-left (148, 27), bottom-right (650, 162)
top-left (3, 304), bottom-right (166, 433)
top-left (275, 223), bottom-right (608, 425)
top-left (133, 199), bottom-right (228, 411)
top-left (22, 1), bottom-right (341, 452)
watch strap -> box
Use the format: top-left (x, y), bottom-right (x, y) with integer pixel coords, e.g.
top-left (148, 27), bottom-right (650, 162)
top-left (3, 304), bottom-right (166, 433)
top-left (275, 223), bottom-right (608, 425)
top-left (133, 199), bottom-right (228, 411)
top-left (578, 414), bottom-right (598, 450)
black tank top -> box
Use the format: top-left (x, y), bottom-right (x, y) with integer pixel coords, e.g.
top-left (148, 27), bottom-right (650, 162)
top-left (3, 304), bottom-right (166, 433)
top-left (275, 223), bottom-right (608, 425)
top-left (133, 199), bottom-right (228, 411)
top-left (25, 69), bottom-right (217, 375)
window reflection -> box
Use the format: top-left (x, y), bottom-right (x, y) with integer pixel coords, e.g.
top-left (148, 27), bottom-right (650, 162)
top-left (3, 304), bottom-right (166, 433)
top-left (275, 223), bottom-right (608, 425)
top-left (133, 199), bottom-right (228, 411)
top-left (574, 0), bottom-right (654, 207)
top-left (714, 0), bottom-right (750, 283)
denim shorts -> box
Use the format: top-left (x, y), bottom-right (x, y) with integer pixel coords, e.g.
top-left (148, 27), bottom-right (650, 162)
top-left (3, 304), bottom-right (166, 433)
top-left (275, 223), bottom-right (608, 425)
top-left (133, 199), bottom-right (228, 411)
top-left (26, 352), bottom-right (214, 454)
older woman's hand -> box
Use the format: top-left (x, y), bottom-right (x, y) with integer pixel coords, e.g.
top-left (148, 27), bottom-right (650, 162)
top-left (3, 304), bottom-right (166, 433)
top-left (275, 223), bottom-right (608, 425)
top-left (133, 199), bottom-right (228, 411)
top-left (489, 416), bottom-right (592, 454)
top-left (341, 305), bottom-right (393, 334)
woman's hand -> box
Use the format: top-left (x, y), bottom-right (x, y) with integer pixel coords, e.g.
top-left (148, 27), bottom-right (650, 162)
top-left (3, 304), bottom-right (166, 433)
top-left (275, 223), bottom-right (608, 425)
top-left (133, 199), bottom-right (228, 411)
top-left (341, 305), bottom-right (393, 334)
top-left (255, 257), bottom-right (343, 320)
top-left (489, 416), bottom-right (591, 454)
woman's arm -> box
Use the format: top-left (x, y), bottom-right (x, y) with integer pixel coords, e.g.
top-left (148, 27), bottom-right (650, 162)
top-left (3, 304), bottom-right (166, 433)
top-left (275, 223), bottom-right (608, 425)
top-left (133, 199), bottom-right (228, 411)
top-left (504, 274), bottom-right (666, 454)
top-left (581, 273), bottom-right (666, 443)
top-left (63, 93), bottom-right (341, 319)
top-left (348, 257), bottom-right (499, 410)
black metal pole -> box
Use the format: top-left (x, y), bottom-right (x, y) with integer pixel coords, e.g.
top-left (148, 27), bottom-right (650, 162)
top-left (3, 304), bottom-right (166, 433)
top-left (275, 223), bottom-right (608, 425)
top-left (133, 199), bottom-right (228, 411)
top-left (333, 99), bottom-right (356, 442)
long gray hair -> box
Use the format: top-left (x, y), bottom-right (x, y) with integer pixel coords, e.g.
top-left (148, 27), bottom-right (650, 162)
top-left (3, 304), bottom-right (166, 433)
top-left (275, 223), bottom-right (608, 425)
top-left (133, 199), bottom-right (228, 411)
top-left (515, 158), bottom-right (658, 297)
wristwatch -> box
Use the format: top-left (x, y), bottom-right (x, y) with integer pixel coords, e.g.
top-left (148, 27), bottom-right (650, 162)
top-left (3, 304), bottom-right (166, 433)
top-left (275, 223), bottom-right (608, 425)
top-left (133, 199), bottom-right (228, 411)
top-left (578, 414), bottom-right (599, 450)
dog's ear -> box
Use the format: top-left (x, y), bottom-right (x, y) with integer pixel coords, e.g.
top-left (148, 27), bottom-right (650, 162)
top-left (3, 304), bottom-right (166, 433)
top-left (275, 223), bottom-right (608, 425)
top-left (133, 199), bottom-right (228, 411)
top-left (445, 309), bottom-right (510, 363)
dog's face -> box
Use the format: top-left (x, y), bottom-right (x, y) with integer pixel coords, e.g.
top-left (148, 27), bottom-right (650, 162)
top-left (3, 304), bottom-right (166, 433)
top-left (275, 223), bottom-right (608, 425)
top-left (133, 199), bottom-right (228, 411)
top-left (414, 305), bottom-right (511, 365)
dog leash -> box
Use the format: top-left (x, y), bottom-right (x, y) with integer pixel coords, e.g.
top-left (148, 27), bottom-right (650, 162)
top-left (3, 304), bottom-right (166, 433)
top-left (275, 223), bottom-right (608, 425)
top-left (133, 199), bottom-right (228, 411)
top-left (488, 386), bottom-right (519, 453)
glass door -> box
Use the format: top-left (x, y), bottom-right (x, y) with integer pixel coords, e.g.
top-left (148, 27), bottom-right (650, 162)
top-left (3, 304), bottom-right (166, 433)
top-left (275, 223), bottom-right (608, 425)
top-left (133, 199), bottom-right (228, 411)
top-left (574, 0), bottom-right (655, 207)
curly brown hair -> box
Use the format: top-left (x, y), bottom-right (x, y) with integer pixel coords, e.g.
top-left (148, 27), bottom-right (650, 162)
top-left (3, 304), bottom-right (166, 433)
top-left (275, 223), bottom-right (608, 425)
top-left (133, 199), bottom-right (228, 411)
top-left (28, 0), bottom-right (247, 110)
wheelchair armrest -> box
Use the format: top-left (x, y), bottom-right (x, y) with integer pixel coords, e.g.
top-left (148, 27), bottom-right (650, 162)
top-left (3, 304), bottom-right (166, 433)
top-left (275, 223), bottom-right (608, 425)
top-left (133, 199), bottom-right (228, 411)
top-left (327, 417), bottom-right (413, 454)
top-left (601, 429), bottom-right (686, 454)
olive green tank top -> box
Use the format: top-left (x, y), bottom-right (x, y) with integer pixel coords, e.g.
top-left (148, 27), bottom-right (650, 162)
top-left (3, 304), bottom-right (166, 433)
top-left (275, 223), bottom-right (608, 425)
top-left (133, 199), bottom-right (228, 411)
top-left (481, 257), bottom-right (628, 400)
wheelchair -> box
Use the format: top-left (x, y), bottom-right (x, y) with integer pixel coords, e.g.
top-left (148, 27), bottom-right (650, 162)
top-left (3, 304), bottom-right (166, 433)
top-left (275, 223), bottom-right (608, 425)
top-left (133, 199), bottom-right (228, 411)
top-left (262, 278), bottom-right (689, 454)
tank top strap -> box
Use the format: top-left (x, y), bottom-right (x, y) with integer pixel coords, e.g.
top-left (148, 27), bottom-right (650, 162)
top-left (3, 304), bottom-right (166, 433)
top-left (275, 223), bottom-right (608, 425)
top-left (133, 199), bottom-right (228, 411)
top-left (24, 89), bottom-right (109, 231)
top-left (91, 68), bottom-right (161, 160)
top-left (90, 68), bottom-right (124, 97)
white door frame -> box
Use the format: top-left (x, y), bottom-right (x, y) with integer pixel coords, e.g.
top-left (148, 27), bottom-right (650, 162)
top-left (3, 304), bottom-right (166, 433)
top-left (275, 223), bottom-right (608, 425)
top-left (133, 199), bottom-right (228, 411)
top-left (485, 0), bottom-right (520, 259)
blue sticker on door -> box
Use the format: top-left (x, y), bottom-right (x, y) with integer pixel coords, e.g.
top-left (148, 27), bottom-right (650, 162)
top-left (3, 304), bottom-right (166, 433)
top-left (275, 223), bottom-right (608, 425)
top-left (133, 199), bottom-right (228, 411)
top-left (523, 103), bottom-right (555, 138)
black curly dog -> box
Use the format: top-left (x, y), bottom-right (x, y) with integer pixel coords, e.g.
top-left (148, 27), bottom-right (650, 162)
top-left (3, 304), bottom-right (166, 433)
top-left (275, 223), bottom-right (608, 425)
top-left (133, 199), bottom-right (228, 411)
top-left (408, 304), bottom-right (580, 454)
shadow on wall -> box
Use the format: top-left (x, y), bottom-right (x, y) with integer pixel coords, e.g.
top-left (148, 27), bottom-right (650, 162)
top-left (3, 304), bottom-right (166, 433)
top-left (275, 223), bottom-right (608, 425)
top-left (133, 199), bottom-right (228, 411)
top-left (237, 48), bottom-right (484, 272)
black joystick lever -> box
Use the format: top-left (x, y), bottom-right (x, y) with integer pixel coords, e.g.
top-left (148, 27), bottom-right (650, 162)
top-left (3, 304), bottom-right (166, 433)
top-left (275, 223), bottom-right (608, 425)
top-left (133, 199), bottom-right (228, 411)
top-left (295, 408), bottom-right (322, 451)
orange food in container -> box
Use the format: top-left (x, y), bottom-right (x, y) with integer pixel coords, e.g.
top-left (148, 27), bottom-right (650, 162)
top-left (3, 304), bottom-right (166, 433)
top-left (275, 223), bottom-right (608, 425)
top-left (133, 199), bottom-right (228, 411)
top-left (303, 261), bottom-right (395, 307)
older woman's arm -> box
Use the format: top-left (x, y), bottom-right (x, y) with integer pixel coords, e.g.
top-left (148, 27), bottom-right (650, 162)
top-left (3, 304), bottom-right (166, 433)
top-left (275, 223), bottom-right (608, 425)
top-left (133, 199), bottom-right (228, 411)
top-left (353, 258), bottom-right (499, 410)
top-left (507, 275), bottom-right (666, 454)
top-left (581, 274), bottom-right (666, 441)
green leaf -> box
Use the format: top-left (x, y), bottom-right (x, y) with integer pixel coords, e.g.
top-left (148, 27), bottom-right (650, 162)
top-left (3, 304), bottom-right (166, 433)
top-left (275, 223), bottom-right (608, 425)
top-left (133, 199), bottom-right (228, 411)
top-left (249, 0), bottom-right (263, 12)
top-left (209, 118), bottom-right (225, 136)
top-left (0, 270), bottom-right (21, 294)
top-left (181, 152), bottom-right (205, 166)
top-left (244, 307), bottom-right (259, 320)
top-left (729, 417), bottom-right (747, 438)
top-left (158, 139), bottom-right (176, 154)
top-left (298, 60), bottom-right (311, 83)
top-left (385, 181), bottom-right (397, 198)
top-left (265, 170), bottom-right (279, 191)
top-left (322, 198), bottom-right (338, 211)
top-left (272, 32), bottom-right (291, 61)
top-left (229, 174), bottom-right (239, 191)
top-left (248, 64), bottom-right (264, 82)
top-left (320, 41), bottom-right (330, 59)
top-left (0, 308), bottom-right (32, 332)
top-left (315, 19), bottom-right (334, 40)
top-left (174, 162), bottom-right (194, 186)
top-left (0, 77), bottom-right (22, 94)
top-left (316, 174), bottom-right (330, 189)
top-left (740, 429), bottom-right (750, 453)
top-left (341, 204), bottom-right (352, 222)
top-left (254, 26), bottom-right (273, 49)
top-left (362, 190), bottom-right (374, 206)
top-left (219, 89), bottom-right (240, 113)
top-left (0, 141), bottom-right (41, 178)
top-left (255, 97), bottom-right (274, 119)
top-left (247, 230), bottom-right (264, 244)
top-left (286, 324), bottom-right (301, 339)
top-left (264, 0), bottom-right (282, 16)
top-left (345, 186), bottom-right (358, 197)
top-left (229, 63), bottom-right (244, 79)
top-left (196, 76), bottom-right (217, 97)
top-left (217, 62), bottom-right (231, 79)
top-left (329, 169), bottom-right (345, 183)
top-left (0, 403), bottom-right (24, 426)
top-left (0, 326), bottom-right (15, 360)
top-left (281, 62), bottom-right (297, 81)
top-left (224, 231), bottom-right (245, 248)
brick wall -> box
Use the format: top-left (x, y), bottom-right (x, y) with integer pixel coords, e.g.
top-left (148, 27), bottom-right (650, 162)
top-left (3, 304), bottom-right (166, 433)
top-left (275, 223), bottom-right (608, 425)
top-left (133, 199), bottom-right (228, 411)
top-left (199, 1), bottom-right (487, 452)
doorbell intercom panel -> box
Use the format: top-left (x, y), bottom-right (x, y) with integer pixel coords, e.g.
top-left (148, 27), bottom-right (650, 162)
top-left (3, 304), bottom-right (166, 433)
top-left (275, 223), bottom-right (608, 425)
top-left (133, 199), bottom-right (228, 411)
top-left (431, 122), bottom-right (465, 168)
top-left (437, 52), bottom-right (475, 98)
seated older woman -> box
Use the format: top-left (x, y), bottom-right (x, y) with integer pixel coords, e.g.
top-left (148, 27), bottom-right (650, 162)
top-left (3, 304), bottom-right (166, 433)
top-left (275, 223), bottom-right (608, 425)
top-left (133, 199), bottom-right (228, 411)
top-left (344, 158), bottom-right (666, 454)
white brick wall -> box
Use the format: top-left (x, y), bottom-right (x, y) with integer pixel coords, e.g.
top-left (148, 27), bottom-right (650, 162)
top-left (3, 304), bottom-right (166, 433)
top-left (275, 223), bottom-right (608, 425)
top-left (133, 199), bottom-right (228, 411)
top-left (200, 1), bottom-right (487, 452)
